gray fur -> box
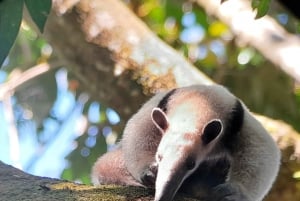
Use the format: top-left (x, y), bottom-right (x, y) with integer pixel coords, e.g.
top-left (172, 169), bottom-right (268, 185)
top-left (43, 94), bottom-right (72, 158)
top-left (91, 84), bottom-right (280, 201)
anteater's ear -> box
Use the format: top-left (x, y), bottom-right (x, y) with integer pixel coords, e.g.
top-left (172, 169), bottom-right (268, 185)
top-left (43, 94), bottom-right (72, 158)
top-left (201, 119), bottom-right (223, 145)
top-left (151, 108), bottom-right (169, 133)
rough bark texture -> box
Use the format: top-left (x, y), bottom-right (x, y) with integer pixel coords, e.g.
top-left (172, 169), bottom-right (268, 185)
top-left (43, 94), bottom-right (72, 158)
top-left (51, 0), bottom-right (213, 91)
top-left (0, 161), bottom-right (196, 201)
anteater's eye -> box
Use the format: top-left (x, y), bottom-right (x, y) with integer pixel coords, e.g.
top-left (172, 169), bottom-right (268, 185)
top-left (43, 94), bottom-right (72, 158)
top-left (186, 158), bottom-right (196, 170)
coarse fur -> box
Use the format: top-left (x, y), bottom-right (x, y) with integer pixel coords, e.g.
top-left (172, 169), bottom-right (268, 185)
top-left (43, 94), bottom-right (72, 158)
top-left (91, 146), bottom-right (142, 186)
top-left (91, 84), bottom-right (280, 201)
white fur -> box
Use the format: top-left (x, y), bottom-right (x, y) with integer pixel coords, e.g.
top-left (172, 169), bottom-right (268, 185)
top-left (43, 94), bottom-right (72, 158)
top-left (168, 102), bottom-right (199, 134)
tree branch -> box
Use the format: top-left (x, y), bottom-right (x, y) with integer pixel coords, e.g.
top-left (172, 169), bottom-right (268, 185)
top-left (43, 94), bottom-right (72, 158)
top-left (195, 0), bottom-right (300, 83)
top-left (0, 63), bottom-right (51, 170)
top-left (0, 161), bottom-right (196, 201)
top-left (0, 63), bottom-right (50, 99)
top-left (53, 0), bottom-right (213, 93)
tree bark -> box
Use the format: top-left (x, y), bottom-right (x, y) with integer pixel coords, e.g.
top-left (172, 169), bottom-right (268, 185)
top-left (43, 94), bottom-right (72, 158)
top-left (0, 161), bottom-right (196, 201)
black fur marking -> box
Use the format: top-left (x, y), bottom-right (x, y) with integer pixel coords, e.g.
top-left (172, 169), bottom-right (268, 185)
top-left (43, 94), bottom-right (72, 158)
top-left (157, 89), bottom-right (176, 112)
top-left (222, 99), bottom-right (244, 152)
top-left (210, 183), bottom-right (250, 201)
top-left (179, 157), bottom-right (231, 199)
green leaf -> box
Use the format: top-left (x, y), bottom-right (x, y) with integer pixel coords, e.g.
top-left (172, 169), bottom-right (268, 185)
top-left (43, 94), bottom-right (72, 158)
top-left (0, 0), bottom-right (24, 67)
top-left (165, 0), bottom-right (182, 22)
top-left (297, 22), bottom-right (300, 34)
top-left (25, 0), bottom-right (52, 32)
top-left (252, 0), bottom-right (271, 19)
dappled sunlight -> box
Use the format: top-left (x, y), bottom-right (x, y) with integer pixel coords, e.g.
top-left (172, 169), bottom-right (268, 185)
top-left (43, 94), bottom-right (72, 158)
top-left (0, 65), bottom-right (122, 182)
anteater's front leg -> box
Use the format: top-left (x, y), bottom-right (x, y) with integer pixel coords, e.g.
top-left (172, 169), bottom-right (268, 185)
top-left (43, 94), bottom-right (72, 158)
top-left (91, 146), bottom-right (142, 186)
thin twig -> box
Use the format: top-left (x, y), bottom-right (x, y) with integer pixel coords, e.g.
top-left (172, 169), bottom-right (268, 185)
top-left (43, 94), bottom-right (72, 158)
top-left (0, 63), bottom-right (51, 169)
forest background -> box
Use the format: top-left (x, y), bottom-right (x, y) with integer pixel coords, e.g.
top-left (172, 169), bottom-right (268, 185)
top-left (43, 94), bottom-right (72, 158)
top-left (0, 0), bottom-right (300, 200)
